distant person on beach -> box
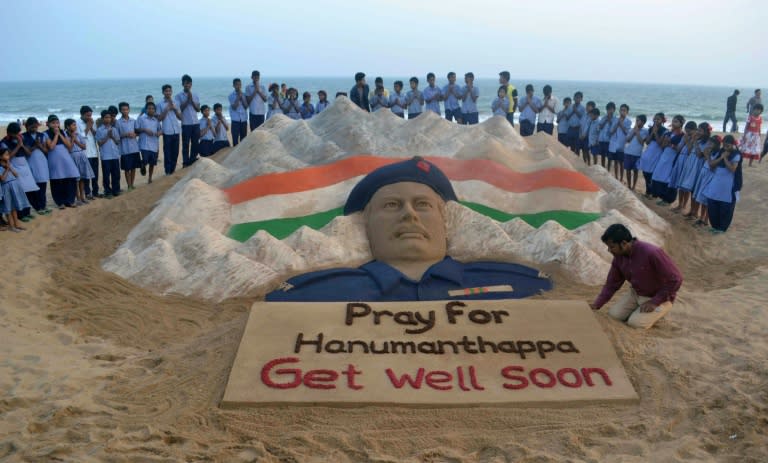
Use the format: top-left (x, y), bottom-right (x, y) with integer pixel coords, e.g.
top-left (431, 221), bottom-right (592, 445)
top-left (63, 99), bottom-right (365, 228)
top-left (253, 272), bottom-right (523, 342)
top-left (651, 115), bottom-right (686, 206)
top-left (678, 122), bottom-right (713, 219)
top-left (198, 105), bottom-right (214, 157)
top-left (723, 89), bottom-right (739, 133)
top-left (537, 85), bottom-right (558, 134)
top-left (579, 101), bottom-right (596, 164)
top-left (22, 118), bottom-right (51, 214)
top-left (639, 113), bottom-right (667, 199)
top-left (116, 102), bottom-right (140, 191)
top-left (623, 114), bottom-right (648, 191)
top-left (609, 104), bottom-right (632, 182)
top-left (300, 92), bottom-right (315, 119)
top-left (228, 78), bottom-right (248, 145)
top-left (406, 77), bottom-right (423, 119)
top-left (556, 97), bottom-right (572, 146)
top-left (517, 84), bottom-right (540, 137)
top-left (2, 123), bottom-right (38, 220)
top-left (157, 84), bottom-right (181, 175)
top-left (0, 146), bottom-right (31, 232)
top-left (491, 86), bottom-right (509, 117)
top-left (77, 106), bottom-right (100, 199)
top-left (281, 88), bottom-right (302, 120)
top-left (267, 83), bottom-right (283, 120)
top-left (315, 91), bottom-right (330, 114)
top-left (598, 102), bottom-right (616, 168)
top-left (423, 73), bottom-right (443, 116)
top-left (64, 119), bottom-right (94, 206)
top-left (368, 77), bottom-right (389, 101)
top-left (583, 106), bottom-right (600, 166)
top-left (746, 89), bottom-right (761, 116)
top-left (350, 72), bottom-right (370, 112)
top-left (566, 92), bottom-right (585, 153)
top-left (389, 81), bottom-right (406, 118)
top-left (702, 134), bottom-right (743, 233)
top-left (246, 70), bottom-right (267, 132)
top-left (95, 111), bottom-right (121, 197)
top-left (498, 71), bottom-right (518, 126)
top-left (461, 72), bottom-right (479, 125)
top-left (442, 72), bottom-right (463, 123)
top-left (741, 103), bottom-right (763, 166)
top-left (175, 74), bottom-right (201, 167)
top-left (211, 103), bottom-right (230, 155)
top-left (46, 115), bottom-right (79, 208)
top-left (136, 101), bottom-right (160, 183)
top-left (370, 85), bottom-right (389, 112)
top-left (590, 223), bottom-right (682, 329)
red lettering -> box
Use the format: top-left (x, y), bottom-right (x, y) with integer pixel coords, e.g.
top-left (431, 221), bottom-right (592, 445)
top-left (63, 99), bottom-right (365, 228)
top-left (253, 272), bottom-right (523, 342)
top-left (385, 368), bottom-right (425, 389)
top-left (581, 368), bottom-right (613, 387)
top-left (556, 368), bottom-right (583, 388)
top-left (468, 366), bottom-right (485, 390)
top-left (425, 371), bottom-right (453, 390)
top-left (456, 366), bottom-right (471, 391)
top-left (501, 365), bottom-right (529, 390)
top-left (529, 368), bottom-right (557, 388)
top-left (303, 369), bottom-right (339, 389)
top-left (341, 364), bottom-right (364, 390)
top-left (260, 357), bottom-right (302, 389)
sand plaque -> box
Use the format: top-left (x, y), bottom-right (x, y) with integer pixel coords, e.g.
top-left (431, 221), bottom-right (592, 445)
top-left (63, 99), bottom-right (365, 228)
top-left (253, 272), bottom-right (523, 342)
top-left (222, 300), bottom-right (638, 407)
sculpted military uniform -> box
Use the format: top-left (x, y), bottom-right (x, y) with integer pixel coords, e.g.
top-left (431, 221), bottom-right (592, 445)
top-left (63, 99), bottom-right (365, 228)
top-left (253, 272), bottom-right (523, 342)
top-left (265, 156), bottom-right (553, 302)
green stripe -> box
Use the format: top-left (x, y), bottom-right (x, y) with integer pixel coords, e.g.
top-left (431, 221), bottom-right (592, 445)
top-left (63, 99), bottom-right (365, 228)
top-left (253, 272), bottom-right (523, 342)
top-left (227, 203), bottom-right (601, 242)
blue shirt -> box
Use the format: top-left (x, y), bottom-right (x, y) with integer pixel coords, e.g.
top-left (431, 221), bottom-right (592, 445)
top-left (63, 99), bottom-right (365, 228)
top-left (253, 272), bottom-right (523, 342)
top-left (406, 89), bottom-right (423, 114)
top-left (228, 90), bottom-right (249, 122)
top-left (556, 109), bottom-right (571, 134)
top-left (598, 114), bottom-right (614, 142)
top-left (157, 99), bottom-right (181, 135)
top-left (422, 85), bottom-right (442, 115)
top-left (95, 125), bottom-right (120, 161)
top-left (518, 95), bottom-right (542, 124)
top-left (265, 257), bottom-right (552, 302)
top-left (587, 118), bottom-right (600, 146)
top-left (136, 115), bottom-right (160, 152)
top-left (174, 91), bottom-right (200, 125)
top-left (245, 83), bottom-right (267, 116)
top-left (624, 128), bottom-right (648, 156)
top-left (567, 103), bottom-right (585, 128)
top-left (461, 86), bottom-right (479, 114)
top-left (211, 115), bottom-right (228, 141)
top-left (116, 117), bottom-right (139, 155)
top-left (267, 94), bottom-right (283, 119)
top-left (609, 117), bottom-right (633, 153)
top-left (442, 83), bottom-right (462, 111)
top-left (315, 100), bottom-right (330, 114)
top-left (580, 112), bottom-right (592, 138)
top-left (300, 102), bottom-right (315, 119)
top-left (492, 97), bottom-right (509, 116)
top-left (370, 94), bottom-right (389, 112)
top-left (199, 117), bottom-right (215, 141)
top-left (389, 92), bottom-right (407, 115)
top-left (281, 98), bottom-right (302, 120)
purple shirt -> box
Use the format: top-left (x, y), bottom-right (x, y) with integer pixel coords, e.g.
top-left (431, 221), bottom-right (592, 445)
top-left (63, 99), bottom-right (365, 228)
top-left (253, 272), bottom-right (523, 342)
top-left (593, 240), bottom-right (683, 308)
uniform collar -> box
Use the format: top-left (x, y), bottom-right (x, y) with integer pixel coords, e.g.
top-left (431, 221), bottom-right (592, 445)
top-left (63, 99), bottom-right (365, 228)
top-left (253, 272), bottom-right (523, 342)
top-left (361, 257), bottom-right (464, 294)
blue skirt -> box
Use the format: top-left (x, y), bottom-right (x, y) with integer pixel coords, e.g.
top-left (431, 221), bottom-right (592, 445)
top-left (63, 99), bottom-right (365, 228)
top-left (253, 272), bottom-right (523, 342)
top-left (651, 147), bottom-right (677, 184)
top-left (1, 179), bottom-right (32, 213)
top-left (678, 156), bottom-right (705, 192)
top-left (668, 154), bottom-right (687, 189)
top-left (71, 150), bottom-right (95, 180)
top-left (47, 145), bottom-right (80, 180)
top-left (27, 149), bottom-right (50, 183)
top-left (10, 156), bottom-right (40, 192)
top-left (693, 166), bottom-right (715, 204)
top-left (638, 141), bottom-right (663, 173)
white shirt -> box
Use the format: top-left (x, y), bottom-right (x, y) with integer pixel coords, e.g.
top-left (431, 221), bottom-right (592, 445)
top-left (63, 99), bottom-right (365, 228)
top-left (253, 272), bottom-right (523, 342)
top-left (538, 96), bottom-right (559, 124)
top-left (76, 118), bottom-right (100, 158)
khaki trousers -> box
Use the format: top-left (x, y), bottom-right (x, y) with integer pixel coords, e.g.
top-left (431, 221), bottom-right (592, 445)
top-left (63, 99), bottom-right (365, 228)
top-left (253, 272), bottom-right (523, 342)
top-left (607, 287), bottom-right (673, 329)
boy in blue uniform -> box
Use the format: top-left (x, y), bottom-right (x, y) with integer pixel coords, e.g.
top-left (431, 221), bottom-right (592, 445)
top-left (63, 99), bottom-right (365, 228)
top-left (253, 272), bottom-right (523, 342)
top-left (423, 73), bottom-right (442, 116)
top-left (579, 101), bottom-right (596, 163)
top-left (266, 157), bottom-right (553, 302)
top-left (95, 111), bottom-right (121, 197)
top-left (517, 84), bottom-right (541, 137)
top-left (228, 78), bottom-right (248, 145)
top-left (406, 77), bottom-right (423, 119)
top-left (624, 114), bottom-right (648, 191)
top-left (175, 74), bottom-right (201, 167)
top-left (609, 104), bottom-right (632, 182)
top-left (389, 81), bottom-right (407, 118)
top-left (246, 70), bottom-right (267, 131)
top-left (211, 103), bottom-right (230, 154)
top-left (157, 84), bottom-right (181, 175)
top-left (461, 72), bottom-right (479, 125)
top-left (556, 97), bottom-right (572, 146)
top-left (116, 102), bottom-right (140, 191)
top-left (566, 92), bottom-right (585, 153)
top-left (136, 102), bottom-right (161, 184)
top-left (597, 102), bottom-right (615, 168)
top-left (442, 72), bottom-right (463, 123)
top-left (586, 108), bottom-right (601, 166)
top-left (198, 105), bottom-right (214, 157)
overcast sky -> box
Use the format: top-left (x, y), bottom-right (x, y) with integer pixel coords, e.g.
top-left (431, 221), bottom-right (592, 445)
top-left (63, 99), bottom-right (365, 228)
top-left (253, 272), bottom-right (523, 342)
top-left (2, 0), bottom-right (766, 87)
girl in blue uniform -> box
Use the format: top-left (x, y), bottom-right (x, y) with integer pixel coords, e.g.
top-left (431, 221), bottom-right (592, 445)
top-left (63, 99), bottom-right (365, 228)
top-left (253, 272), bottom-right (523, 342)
top-left (638, 113), bottom-right (667, 198)
top-left (703, 135), bottom-right (741, 233)
top-left (0, 147), bottom-right (32, 232)
top-left (650, 115), bottom-right (685, 206)
top-left (266, 83), bottom-right (283, 120)
top-left (281, 88), bottom-right (302, 120)
top-left (22, 118), bottom-right (51, 214)
top-left (692, 135), bottom-right (722, 227)
top-left (679, 122), bottom-right (712, 218)
top-left (2, 123), bottom-right (39, 221)
top-left (65, 119), bottom-right (95, 206)
top-left (669, 121), bottom-right (698, 211)
top-left (45, 115), bottom-right (80, 209)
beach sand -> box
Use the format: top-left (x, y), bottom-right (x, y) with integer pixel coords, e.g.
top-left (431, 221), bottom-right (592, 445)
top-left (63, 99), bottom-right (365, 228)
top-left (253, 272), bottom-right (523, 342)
top-left (1, 133), bottom-right (767, 462)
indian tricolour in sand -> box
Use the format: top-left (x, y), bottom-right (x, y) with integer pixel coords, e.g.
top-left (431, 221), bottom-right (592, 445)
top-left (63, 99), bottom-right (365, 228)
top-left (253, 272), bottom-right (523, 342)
top-left (103, 96), bottom-right (669, 302)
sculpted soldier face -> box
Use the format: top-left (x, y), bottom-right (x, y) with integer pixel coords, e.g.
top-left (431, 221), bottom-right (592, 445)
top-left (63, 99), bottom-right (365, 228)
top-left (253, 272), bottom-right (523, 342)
top-left (364, 182), bottom-right (447, 265)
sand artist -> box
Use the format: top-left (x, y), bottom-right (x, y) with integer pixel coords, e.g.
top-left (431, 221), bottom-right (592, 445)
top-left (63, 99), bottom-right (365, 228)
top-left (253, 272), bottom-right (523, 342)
top-left (267, 156), bottom-right (552, 301)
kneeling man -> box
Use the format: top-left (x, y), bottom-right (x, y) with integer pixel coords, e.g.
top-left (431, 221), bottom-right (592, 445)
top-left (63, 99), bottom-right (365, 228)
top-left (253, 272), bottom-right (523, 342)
top-left (590, 224), bottom-right (683, 329)
top-left (267, 156), bottom-right (552, 301)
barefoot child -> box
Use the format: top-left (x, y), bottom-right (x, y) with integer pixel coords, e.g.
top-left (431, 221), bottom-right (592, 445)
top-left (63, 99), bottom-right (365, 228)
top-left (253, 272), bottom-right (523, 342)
top-left (623, 115), bottom-right (648, 191)
top-left (703, 134), bottom-right (742, 233)
top-left (669, 121), bottom-right (698, 212)
top-left (556, 97), bottom-right (572, 146)
top-left (692, 135), bottom-right (722, 227)
top-left (597, 102), bottom-right (615, 169)
top-left (46, 115), bottom-right (79, 208)
top-left (65, 119), bottom-right (95, 205)
top-left (116, 102), bottom-right (140, 190)
top-left (0, 147), bottom-right (31, 232)
top-left (389, 82), bottom-right (406, 118)
top-left (198, 105), bottom-right (214, 157)
top-left (609, 104), bottom-right (632, 182)
top-left (22, 118), bottom-right (51, 214)
top-left (585, 108), bottom-right (601, 166)
top-left (680, 123), bottom-right (713, 218)
top-left (651, 115), bottom-right (685, 206)
top-left (741, 104), bottom-right (763, 166)
top-left (2, 123), bottom-right (39, 221)
top-left (136, 102), bottom-right (161, 183)
top-left (211, 103), bottom-right (230, 155)
top-left (580, 101), bottom-right (596, 164)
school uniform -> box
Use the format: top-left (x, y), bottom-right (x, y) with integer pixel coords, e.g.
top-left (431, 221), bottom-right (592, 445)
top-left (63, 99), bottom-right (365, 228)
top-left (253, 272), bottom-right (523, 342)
top-left (623, 128), bottom-right (648, 171)
top-left (46, 130), bottom-right (79, 207)
top-left (211, 115), bottom-right (230, 154)
top-left (370, 94), bottom-right (389, 112)
top-left (174, 91), bottom-right (201, 167)
top-left (406, 89), bottom-right (423, 119)
top-left (587, 118), bottom-right (600, 156)
top-left (537, 96), bottom-right (558, 134)
top-left (651, 132), bottom-right (683, 203)
top-left (442, 83), bottom-right (463, 122)
top-left (492, 97), bottom-right (509, 117)
top-left (96, 125), bottom-right (122, 196)
top-left (68, 133), bottom-right (95, 181)
top-left (566, 103), bottom-right (585, 151)
top-left (22, 132), bottom-right (49, 211)
top-left (638, 126), bottom-right (667, 196)
top-left (245, 83), bottom-right (267, 131)
top-left (388, 93), bottom-right (406, 118)
top-left (1, 138), bottom-right (38, 219)
top-left (668, 141), bottom-right (691, 189)
top-left (300, 102), bottom-right (315, 119)
top-left (136, 115), bottom-right (160, 167)
top-left (228, 90), bottom-right (249, 145)
top-left (678, 141), bottom-right (707, 192)
top-left (597, 114), bottom-right (614, 158)
top-left (703, 150), bottom-right (741, 231)
top-left (281, 98), bottom-right (302, 120)
top-left (608, 117), bottom-right (632, 163)
top-left (198, 117), bottom-right (215, 157)
top-left (0, 164), bottom-right (32, 215)
top-left (517, 95), bottom-right (541, 137)
top-left (556, 109), bottom-right (570, 145)
top-left (315, 100), bottom-right (330, 115)
top-left (422, 85), bottom-right (442, 116)
top-left (579, 113), bottom-right (592, 152)
top-left (157, 99), bottom-right (181, 175)
top-left (461, 86), bottom-right (479, 125)
top-left (267, 94), bottom-right (283, 120)
top-left (76, 118), bottom-right (100, 197)
top-left (116, 117), bottom-right (141, 171)
top-left (503, 84), bottom-right (518, 126)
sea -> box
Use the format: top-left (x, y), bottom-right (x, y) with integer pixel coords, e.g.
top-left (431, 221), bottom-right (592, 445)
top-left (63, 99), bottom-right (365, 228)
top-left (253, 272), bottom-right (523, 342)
top-left (0, 77), bottom-right (744, 130)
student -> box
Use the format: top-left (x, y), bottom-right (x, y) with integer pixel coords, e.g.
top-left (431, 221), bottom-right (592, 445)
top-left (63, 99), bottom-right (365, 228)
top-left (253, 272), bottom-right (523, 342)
top-left (315, 90), bottom-right (330, 114)
top-left (638, 113), bottom-right (667, 199)
top-left (703, 134), bottom-right (742, 233)
top-left (267, 83), bottom-right (283, 120)
top-left (389, 81), bottom-right (407, 118)
top-left (609, 104), bottom-right (632, 182)
top-left (349, 72), bottom-right (370, 112)
top-left (22, 118), bottom-right (51, 214)
top-left (198, 105), bottom-right (215, 157)
top-left (566, 92), bottom-right (585, 153)
top-left (498, 71), bottom-right (518, 126)
top-left (442, 72), bottom-right (463, 123)
top-left (157, 84), bottom-right (182, 175)
top-left (556, 97), bottom-right (572, 146)
top-left (492, 86), bottom-right (509, 117)
top-left (691, 135), bottom-right (721, 226)
top-left (211, 103), bottom-right (230, 155)
top-left (598, 102), bottom-right (616, 168)
top-left (461, 72), bottom-right (480, 125)
top-left (175, 74), bottom-right (201, 167)
top-left (136, 101), bottom-right (161, 183)
top-left (406, 77), bottom-right (423, 119)
top-left (116, 102), bottom-right (140, 190)
top-left (2, 123), bottom-right (38, 220)
top-left (679, 122), bottom-right (712, 218)
top-left (300, 92), bottom-right (315, 119)
top-left (669, 121), bottom-right (699, 212)
top-left (623, 115), bottom-right (648, 191)
top-left (45, 115), bottom-right (79, 208)
top-left (741, 103), bottom-right (763, 166)
top-left (370, 86), bottom-right (388, 112)
top-left (537, 85), bottom-right (558, 134)
top-left (368, 77), bottom-right (390, 102)
top-left (423, 73), bottom-right (442, 116)
top-left (651, 115), bottom-right (685, 206)
top-left (95, 110), bottom-right (122, 198)
top-left (76, 106), bottom-right (100, 199)
top-left (246, 70), bottom-right (268, 131)
top-left (579, 101), bottom-right (596, 162)
top-left (140, 95), bottom-right (153, 116)
top-left (0, 147), bottom-right (32, 232)
top-left (228, 78), bottom-right (249, 145)
top-left (65, 119), bottom-right (94, 205)
top-left (281, 88), bottom-right (302, 120)
top-left (586, 108), bottom-right (601, 166)
top-left (517, 84), bottom-right (540, 137)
